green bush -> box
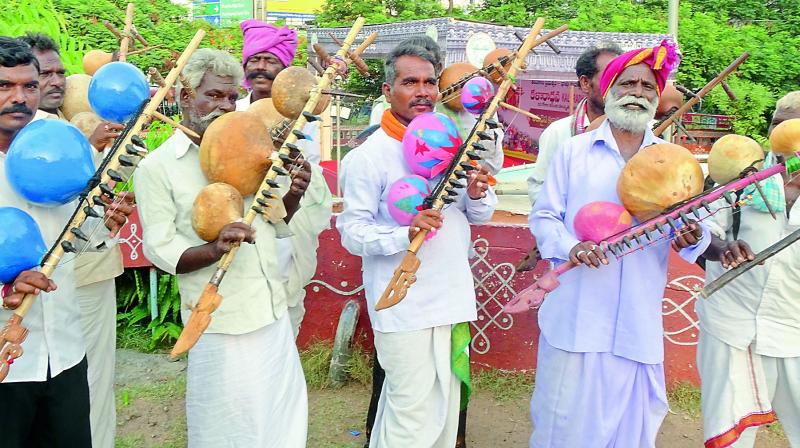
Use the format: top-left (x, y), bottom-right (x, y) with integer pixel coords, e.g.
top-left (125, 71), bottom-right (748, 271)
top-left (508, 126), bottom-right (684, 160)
top-left (0, 0), bottom-right (88, 74)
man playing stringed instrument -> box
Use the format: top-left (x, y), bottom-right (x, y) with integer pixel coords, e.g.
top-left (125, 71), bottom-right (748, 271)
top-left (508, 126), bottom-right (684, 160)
top-left (697, 91), bottom-right (800, 447)
top-left (527, 40), bottom-right (746, 447)
top-left (19, 31), bottom-right (128, 448)
top-left (0, 36), bottom-right (132, 448)
top-left (235, 19), bottom-right (332, 338)
top-left (368, 36), bottom-right (505, 175)
top-left (133, 48), bottom-right (312, 447)
top-left (337, 40), bottom-right (497, 448)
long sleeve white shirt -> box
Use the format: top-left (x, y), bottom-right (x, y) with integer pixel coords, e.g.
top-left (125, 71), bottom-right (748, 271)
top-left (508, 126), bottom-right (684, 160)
top-left (0, 144), bottom-right (110, 382)
top-left (526, 113), bottom-right (589, 204)
top-left (133, 130), bottom-right (290, 335)
top-left (336, 128), bottom-right (497, 332)
top-left (698, 167), bottom-right (800, 358)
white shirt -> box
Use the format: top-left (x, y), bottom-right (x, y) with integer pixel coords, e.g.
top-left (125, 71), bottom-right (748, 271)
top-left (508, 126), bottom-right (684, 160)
top-left (0, 130), bottom-right (110, 382)
top-left (133, 130), bottom-right (290, 334)
top-left (337, 128), bottom-right (497, 332)
top-left (698, 168), bottom-right (800, 358)
top-left (236, 93), bottom-right (332, 306)
top-left (527, 113), bottom-right (590, 204)
top-left (369, 100), bottom-right (505, 175)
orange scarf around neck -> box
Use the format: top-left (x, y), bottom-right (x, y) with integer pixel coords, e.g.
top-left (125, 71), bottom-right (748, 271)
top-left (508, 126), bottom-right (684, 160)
top-left (380, 110), bottom-right (407, 142)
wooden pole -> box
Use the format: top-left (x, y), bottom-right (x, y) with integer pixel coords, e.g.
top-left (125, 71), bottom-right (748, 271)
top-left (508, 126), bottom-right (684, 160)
top-left (118, 3), bottom-right (135, 61)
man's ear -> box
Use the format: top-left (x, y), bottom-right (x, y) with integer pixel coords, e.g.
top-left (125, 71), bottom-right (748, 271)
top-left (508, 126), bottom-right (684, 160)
top-left (578, 75), bottom-right (591, 94)
top-left (180, 88), bottom-right (193, 107)
top-left (382, 82), bottom-right (392, 101)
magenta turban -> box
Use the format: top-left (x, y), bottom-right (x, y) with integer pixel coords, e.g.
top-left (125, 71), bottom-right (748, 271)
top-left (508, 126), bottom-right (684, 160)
top-left (240, 19), bottom-right (297, 68)
top-left (599, 40), bottom-right (680, 98)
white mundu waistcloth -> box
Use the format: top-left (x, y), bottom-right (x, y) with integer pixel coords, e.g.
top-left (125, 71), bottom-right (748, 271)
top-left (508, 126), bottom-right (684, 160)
top-left (76, 279), bottom-right (117, 448)
top-left (370, 325), bottom-right (461, 448)
top-left (698, 331), bottom-right (800, 448)
top-left (530, 335), bottom-right (668, 448)
top-left (186, 313), bottom-right (307, 447)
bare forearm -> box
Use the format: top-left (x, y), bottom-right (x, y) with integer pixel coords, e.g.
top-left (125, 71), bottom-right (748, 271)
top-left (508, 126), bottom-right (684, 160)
top-left (175, 243), bottom-right (222, 274)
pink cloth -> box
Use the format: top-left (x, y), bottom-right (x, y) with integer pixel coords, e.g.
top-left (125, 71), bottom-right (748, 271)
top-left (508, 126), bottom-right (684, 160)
top-left (240, 19), bottom-right (297, 67)
top-left (599, 39), bottom-right (679, 98)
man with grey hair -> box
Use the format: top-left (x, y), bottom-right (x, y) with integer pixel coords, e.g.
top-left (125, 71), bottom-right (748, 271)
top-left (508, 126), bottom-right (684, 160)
top-left (368, 35), bottom-right (505, 176)
top-left (133, 48), bottom-right (311, 447)
top-left (525, 42), bottom-right (729, 447)
top-left (338, 39), bottom-right (496, 447)
top-left (696, 90), bottom-right (800, 447)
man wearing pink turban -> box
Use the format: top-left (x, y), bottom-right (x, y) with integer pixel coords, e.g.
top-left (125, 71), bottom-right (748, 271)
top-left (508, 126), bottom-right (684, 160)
top-left (236, 20), bottom-right (333, 352)
top-left (239, 19), bottom-right (297, 97)
top-left (525, 40), bottom-right (736, 447)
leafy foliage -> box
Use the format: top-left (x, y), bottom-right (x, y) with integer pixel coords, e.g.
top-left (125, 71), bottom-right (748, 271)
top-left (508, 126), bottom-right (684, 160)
top-left (116, 268), bottom-right (183, 351)
top-left (315, 0), bottom-right (454, 27)
top-left (0, 0), bottom-right (88, 74)
top-left (466, 0), bottom-right (800, 139)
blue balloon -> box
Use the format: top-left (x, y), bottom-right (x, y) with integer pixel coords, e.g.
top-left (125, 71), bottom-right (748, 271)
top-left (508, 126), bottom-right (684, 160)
top-left (0, 208), bottom-right (48, 284)
top-left (6, 119), bottom-right (95, 206)
top-left (88, 61), bottom-right (149, 123)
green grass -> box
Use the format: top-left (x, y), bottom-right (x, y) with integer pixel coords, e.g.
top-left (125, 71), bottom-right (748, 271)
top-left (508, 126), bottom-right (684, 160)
top-left (472, 369), bottom-right (535, 402)
top-left (116, 376), bottom-right (186, 407)
top-left (115, 376), bottom-right (188, 448)
top-left (116, 324), bottom-right (153, 353)
top-left (667, 381), bottom-right (702, 418)
top-left (114, 436), bottom-right (145, 448)
top-left (301, 341), bottom-right (335, 389)
top-left (300, 341), bottom-right (374, 390)
top-left (345, 344), bottom-right (373, 387)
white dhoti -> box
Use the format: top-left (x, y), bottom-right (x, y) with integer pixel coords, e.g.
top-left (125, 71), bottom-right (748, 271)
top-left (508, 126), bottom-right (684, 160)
top-left (530, 335), bottom-right (668, 448)
top-left (698, 332), bottom-right (800, 448)
top-left (76, 278), bottom-right (117, 448)
top-left (370, 325), bottom-right (461, 448)
top-left (186, 313), bottom-right (308, 448)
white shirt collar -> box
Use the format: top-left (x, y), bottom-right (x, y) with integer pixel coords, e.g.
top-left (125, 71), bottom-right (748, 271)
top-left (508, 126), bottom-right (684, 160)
top-left (172, 130), bottom-right (197, 159)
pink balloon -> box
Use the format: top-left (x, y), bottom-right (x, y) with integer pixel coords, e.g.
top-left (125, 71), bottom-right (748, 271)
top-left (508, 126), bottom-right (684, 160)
top-left (460, 76), bottom-right (495, 115)
top-left (402, 112), bottom-right (462, 179)
top-left (386, 175), bottom-right (430, 225)
top-left (573, 201), bottom-right (633, 243)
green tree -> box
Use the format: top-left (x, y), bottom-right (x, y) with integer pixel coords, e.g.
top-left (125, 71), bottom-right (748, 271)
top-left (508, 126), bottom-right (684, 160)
top-left (0, 0), bottom-right (88, 74)
top-left (467, 0), bottom-right (800, 139)
top-left (315, 0), bottom-right (453, 27)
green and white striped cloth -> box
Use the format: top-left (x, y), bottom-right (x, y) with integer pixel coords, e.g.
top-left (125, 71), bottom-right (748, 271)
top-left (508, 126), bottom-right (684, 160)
top-left (451, 322), bottom-right (472, 411)
top-left (743, 152), bottom-right (785, 213)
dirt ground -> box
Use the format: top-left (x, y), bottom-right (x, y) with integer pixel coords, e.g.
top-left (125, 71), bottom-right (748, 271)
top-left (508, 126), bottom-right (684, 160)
top-left (114, 349), bottom-right (789, 448)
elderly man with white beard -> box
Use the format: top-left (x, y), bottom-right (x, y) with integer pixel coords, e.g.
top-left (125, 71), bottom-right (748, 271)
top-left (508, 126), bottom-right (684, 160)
top-left (525, 41), bottom-right (734, 447)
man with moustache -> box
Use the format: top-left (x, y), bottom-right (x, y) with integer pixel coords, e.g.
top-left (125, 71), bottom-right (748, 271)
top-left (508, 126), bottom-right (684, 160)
top-left (18, 33), bottom-right (124, 147)
top-left (235, 19), bottom-right (332, 338)
top-left (133, 48), bottom-right (312, 447)
top-left (368, 36), bottom-right (505, 175)
top-left (526, 41), bottom-right (745, 447)
top-left (527, 43), bottom-right (622, 203)
top-left (0, 36), bottom-right (132, 448)
top-left (18, 31), bottom-right (126, 448)
top-left (337, 41), bottom-right (497, 447)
